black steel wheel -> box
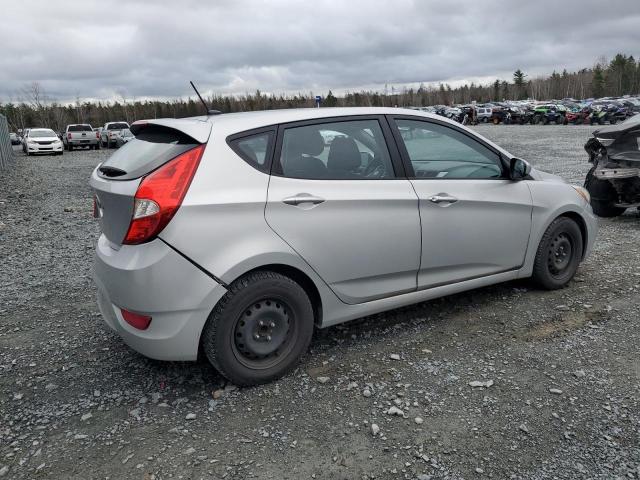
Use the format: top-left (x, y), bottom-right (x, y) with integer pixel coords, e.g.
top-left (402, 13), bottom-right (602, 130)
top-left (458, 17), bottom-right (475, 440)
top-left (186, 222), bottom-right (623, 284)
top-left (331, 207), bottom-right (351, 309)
top-left (201, 271), bottom-right (314, 386)
top-left (532, 217), bottom-right (583, 289)
top-left (232, 298), bottom-right (296, 370)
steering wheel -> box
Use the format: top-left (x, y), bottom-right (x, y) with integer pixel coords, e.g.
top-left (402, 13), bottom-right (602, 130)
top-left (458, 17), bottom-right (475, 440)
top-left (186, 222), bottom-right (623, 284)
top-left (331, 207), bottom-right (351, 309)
top-left (364, 157), bottom-right (386, 178)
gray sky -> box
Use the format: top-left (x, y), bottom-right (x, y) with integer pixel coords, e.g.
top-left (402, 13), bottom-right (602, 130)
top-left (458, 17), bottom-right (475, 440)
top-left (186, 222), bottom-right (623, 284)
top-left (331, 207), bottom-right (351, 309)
top-left (2, 0), bottom-right (639, 103)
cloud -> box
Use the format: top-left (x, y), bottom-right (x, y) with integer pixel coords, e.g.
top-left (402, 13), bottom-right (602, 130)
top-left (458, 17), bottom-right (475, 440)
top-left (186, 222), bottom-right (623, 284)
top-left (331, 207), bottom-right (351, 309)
top-left (1, 0), bottom-right (638, 102)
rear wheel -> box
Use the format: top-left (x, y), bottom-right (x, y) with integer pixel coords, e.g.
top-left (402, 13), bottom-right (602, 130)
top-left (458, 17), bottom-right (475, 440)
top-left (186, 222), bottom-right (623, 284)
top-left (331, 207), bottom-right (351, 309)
top-left (532, 217), bottom-right (583, 290)
top-left (201, 271), bottom-right (314, 386)
top-left (584, 167), bottom-right (627, 217)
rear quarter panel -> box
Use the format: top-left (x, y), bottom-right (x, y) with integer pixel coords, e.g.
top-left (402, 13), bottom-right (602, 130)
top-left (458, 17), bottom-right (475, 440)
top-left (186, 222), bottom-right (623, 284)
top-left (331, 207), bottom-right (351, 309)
top-left (158, 132), bottom-right (336, 298)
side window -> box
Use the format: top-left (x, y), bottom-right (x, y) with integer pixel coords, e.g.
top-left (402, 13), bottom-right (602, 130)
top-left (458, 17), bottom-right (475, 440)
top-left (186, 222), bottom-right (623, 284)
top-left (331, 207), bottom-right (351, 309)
top-left (278, 119), bottom-right (394, 180)
top-left (395, 119), bottom-right (503, 179)
top-left (229, 131), bottom-right (274, 172)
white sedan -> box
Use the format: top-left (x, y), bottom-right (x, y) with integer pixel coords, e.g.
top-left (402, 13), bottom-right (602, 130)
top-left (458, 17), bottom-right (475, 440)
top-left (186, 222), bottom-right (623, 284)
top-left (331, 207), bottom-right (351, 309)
top-left (23, 128), bottom-right (63, 156)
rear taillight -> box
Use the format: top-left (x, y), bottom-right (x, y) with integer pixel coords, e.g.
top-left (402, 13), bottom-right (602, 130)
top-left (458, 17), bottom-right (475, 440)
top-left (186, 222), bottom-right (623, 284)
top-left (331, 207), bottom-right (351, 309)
top-left (121, 308), bottom-right (152, 330)
top-left (96, 132), bottom-right (100, 139)
top-left (123, 144), bottom-right (205, 245)
top-left (67, 133), bottom-right (72, 139)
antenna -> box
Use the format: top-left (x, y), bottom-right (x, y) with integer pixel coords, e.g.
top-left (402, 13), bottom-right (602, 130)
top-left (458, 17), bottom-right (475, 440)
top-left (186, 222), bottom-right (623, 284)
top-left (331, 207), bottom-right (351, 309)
top-left (189, 81), bottom-right (222, 116)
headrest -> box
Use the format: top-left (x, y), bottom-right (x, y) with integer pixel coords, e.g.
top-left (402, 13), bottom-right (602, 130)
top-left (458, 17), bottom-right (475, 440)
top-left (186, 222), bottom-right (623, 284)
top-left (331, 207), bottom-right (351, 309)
top-left (327, 137), bottom-right (361, 171)
top-left (286, 127), bottom-right (325, 158)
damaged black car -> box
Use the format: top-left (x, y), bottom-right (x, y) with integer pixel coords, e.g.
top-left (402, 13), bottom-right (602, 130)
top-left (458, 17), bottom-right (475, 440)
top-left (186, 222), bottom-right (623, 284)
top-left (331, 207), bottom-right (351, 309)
top-left (584, 114), bottom-right (640, 217)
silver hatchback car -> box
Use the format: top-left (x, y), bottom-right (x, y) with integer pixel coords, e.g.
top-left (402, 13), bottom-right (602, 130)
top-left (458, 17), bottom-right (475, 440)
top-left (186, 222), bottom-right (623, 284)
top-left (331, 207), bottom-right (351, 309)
top-left (91, 107), bottom-right (597, 386)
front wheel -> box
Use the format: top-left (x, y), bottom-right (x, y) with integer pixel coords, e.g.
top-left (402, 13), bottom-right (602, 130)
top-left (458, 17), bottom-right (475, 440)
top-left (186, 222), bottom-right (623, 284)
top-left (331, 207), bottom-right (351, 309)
top-left (201, 271), bottom-right (314, 386)
top-left (532, 217), bottom-right (583, 290)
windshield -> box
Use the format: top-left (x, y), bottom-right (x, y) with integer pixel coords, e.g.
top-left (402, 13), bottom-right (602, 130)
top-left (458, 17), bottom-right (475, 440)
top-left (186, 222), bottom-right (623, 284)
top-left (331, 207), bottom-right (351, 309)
top-left (68, 125), bottom-right (93, 132)
top-left (29, 130), bottom-right (57, 138)
top-left (107, 123), bottom-right (129, 130)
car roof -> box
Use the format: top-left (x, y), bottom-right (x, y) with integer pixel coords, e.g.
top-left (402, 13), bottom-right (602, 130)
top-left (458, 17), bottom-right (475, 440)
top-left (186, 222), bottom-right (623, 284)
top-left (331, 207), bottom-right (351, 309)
top-left (134, 107), bottom-right (516, 159)
top-left (206, 107), bottom-right (457, 132)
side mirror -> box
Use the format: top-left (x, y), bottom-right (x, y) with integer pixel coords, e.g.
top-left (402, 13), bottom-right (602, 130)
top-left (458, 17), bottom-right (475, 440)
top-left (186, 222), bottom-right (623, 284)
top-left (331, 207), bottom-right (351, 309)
top-left (509, 157), bottom-right (531, 180)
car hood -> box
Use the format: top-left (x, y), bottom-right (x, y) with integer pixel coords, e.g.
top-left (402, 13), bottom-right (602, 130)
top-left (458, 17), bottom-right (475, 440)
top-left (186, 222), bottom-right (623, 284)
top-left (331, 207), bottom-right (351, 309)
top-left (29, 136), bottom-right (59, 142)
top-left (529, 167), bottom-right (566, 183)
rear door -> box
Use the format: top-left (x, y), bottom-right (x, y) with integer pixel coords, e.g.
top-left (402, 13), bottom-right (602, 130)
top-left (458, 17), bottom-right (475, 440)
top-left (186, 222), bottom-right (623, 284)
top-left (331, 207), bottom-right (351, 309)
top-left (389, 115), bottom-right (532, 289)
top-left (265, 116), bottom-right (421, 304)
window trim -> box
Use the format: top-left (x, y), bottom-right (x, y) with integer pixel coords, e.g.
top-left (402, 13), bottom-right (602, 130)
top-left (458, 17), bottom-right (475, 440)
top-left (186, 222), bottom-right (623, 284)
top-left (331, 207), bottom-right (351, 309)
top-left (226, 126), bottom-right (277, 174)
top-left (271, 115), bottom-right (407, 180)
top-left (387, 115), bottom-right (510, 180)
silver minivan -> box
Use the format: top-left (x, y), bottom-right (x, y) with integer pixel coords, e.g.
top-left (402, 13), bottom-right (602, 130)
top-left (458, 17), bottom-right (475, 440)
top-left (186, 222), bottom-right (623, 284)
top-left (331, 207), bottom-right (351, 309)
top-left (91, 107), bottom-right (597, 386)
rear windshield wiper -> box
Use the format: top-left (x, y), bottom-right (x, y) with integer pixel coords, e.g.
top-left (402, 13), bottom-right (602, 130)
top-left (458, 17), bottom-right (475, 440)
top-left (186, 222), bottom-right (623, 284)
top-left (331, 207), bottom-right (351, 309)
top-left (98, 165), bottom-right (127, 178)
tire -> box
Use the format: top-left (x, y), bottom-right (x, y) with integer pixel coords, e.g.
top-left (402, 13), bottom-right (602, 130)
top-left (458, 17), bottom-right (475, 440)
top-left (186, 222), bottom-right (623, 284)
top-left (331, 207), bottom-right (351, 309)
top-left (610, 118), bottom-right (617, 125)
top-left (482, 117), bottom-right (488, 123)
top-left (201, 271), bottom-right (314, 386)
top-left (68, 144), bottom-right (73, 151)
top-left (531, 217), bottom-right (583, 290)
top-left (584, 167), bottom-right (627, 217)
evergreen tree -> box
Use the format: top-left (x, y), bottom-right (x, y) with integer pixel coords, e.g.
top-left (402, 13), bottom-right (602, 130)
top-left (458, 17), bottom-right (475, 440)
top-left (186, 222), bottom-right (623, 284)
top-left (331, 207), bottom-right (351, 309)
top-left (592, 65), bottom-right (605, 98)
top-left (324, 90), bottom-right (338, 107)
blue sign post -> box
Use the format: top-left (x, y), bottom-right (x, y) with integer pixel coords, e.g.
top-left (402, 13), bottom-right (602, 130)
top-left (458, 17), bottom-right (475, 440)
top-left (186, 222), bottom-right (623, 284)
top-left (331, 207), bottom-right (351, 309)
top-left (315, 95), bottom-right (322, 108)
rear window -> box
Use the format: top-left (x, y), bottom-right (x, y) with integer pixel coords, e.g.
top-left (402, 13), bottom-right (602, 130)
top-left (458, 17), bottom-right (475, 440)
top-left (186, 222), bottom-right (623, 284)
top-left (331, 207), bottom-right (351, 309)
top-left (98, 125), bottom-right (198, 180)
top-left (68, 125), bottom-right (93, 132)
top-left (107, 123), bottom-right (129, 130)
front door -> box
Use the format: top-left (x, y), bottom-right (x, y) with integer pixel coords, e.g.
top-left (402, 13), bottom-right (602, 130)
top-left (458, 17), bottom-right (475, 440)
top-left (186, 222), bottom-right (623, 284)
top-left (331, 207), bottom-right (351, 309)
top-left (390, 116), bottom-right (533, 289)
top-left (265, 117), bottom-right (421, 304)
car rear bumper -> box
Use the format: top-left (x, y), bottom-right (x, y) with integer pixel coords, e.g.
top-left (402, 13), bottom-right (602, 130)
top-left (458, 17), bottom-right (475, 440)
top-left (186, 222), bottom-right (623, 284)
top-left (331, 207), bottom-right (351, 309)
top-left (68, 139), bottom-right (98, 145)
top-left (93, 235), bottom-right (227, 361)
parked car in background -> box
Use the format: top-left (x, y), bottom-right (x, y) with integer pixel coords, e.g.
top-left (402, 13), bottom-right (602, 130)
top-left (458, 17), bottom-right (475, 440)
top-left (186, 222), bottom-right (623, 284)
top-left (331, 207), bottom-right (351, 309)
top-left (64, 124), bottom-right (100, 151)
top-left (10, 132), bottom-right (20, 145)
top-left (114, 128), bottom-right (135, 147)
top-left (101, 122), bottom-right (130, 148)
top-left (476, 107), bottom-right (493, 122)
top-left (584, 114), bottom-right (640, 217)
top-left (90, 107), bottom-right (596, 386)
top-left (22, 128), bottom-right (63, 156)
top-left (533, 104), bottom-right (566, 125)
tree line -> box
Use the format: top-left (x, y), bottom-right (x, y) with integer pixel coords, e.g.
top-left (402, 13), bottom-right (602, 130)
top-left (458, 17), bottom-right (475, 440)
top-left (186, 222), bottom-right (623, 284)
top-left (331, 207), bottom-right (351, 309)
top-left (2, 53), bottom-right (638, 133)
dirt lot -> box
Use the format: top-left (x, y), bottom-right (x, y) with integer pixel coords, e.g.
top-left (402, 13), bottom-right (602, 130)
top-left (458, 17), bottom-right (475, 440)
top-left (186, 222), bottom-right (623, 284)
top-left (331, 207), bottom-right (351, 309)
top-left (1, 125), bottom-right (639, 480)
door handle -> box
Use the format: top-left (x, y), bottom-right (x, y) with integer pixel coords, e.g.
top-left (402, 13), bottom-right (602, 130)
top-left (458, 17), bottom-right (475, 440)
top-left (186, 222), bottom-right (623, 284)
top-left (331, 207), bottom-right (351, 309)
top-left (428, 194), bottom-right (458, 204)
top-left (282, 194), bottom-right (325, 206)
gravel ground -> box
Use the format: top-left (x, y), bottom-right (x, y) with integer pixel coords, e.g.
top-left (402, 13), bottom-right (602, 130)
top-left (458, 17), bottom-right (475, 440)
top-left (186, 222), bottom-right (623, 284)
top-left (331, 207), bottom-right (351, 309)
top-left (1, 125), bottom-right (639, 480)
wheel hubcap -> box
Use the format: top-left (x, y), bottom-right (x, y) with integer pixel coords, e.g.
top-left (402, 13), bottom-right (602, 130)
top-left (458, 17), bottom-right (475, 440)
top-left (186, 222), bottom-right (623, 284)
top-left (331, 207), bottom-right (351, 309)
top-left (233, 299), bottom-right (291, 367)
top-left (548, 233), bottom-right (573, 276)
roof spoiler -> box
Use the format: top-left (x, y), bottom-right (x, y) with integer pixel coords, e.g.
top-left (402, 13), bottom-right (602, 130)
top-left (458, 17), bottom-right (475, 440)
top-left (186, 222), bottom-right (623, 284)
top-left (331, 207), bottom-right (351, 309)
top-left (130, 118), bottom-right (212, 144)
